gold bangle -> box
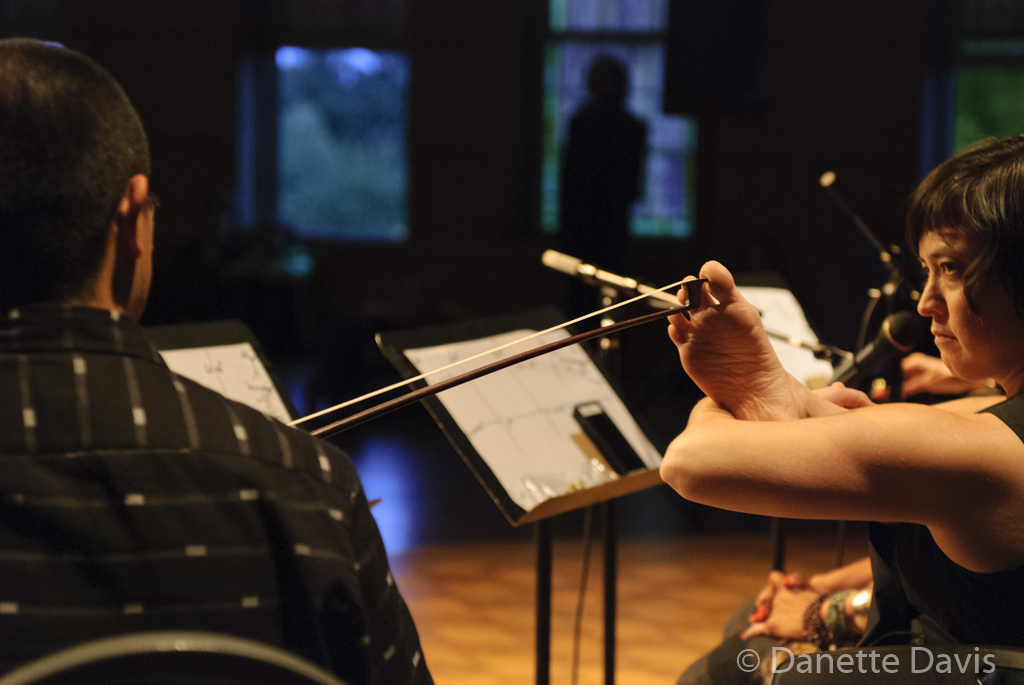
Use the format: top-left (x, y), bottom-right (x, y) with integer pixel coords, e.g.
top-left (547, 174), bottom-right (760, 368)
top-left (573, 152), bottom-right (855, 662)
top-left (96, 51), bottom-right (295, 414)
top-left (850, 588), bottom-right (871, 616)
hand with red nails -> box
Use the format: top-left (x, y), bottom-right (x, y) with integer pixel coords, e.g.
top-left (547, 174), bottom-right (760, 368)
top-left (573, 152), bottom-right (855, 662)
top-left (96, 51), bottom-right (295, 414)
top-left (741, 586), bottom-right (823, 641)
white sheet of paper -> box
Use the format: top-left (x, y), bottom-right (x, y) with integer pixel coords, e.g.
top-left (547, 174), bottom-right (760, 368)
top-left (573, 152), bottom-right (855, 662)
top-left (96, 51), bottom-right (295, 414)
top-left (159, 343), bottom-right (293, 423)
top-left (404, 329), bottom-right (661, 512)
top-left (737, 286), bottom-right (835, 388)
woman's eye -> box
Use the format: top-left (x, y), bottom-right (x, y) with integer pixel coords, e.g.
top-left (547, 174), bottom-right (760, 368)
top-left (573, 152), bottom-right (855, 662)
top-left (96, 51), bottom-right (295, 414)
top-left (939, 262), bottom-right (960, 275)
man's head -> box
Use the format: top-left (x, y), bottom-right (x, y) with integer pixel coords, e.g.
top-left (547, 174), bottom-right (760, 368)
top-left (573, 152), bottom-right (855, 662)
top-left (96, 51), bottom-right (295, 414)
top-left (586, 56), bottom-right (629, 105)
top-left (0, 38), bottom-right (152, 316)
top-left (906, 133), bottom-right (1024, 315)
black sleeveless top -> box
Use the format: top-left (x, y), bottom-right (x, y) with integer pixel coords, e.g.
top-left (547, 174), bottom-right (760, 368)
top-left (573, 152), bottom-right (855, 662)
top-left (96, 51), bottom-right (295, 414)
top-left (862, 394), bottom-right (1024, 647)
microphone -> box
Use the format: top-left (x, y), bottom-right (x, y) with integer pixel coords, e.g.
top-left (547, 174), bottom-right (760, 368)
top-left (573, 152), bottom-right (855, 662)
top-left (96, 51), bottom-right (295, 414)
top-left (829, 311), bottom-right (927, 386)
top-left (542, 249), bottom-right (846, 361)
top-left (542, 249), bottom-right (680, 308)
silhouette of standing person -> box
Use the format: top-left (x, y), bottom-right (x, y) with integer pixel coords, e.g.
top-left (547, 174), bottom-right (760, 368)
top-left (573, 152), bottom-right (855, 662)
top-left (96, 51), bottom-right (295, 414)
top-left (557, 56), bottom-right (647, 320)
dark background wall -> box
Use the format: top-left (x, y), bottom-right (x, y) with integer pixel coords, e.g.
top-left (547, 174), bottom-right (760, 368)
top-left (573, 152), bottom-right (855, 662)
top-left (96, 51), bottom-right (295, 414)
top-left (693, 0), bottom-right (932, 349)
top-left (1, 0), bottom-right (940, 415)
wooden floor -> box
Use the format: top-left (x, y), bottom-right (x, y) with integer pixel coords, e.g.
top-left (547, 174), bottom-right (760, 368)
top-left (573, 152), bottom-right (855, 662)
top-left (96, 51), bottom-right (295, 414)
top-left (309, 362), bottom-right (870, 684)
top-left (391, 529), bottom-right (870, 685)
top-left (314, 382), bottom-right (872, 684)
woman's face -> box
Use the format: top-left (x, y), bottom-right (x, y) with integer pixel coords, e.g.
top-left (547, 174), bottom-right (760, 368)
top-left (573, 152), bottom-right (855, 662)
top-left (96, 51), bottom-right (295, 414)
top-left (917, 229), bottom-right (1024, 395)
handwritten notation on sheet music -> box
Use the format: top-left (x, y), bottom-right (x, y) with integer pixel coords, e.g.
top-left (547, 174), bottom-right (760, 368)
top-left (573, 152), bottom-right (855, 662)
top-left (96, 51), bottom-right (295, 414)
top-left (159, 343), bottom-right (293, 423)
top-left (404, 328), bottom-right (661, 511)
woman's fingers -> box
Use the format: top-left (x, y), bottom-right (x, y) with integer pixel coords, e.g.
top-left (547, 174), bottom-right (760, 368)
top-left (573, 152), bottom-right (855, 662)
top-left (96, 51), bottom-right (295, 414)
top-left (740, 622), bottom-right (769, 640)
top-left (782, 572), bottom-right (808, 588)
top-left (813, 382), bottom-right (875, 409)
top-left (748, 606), bottom-right (769, 624)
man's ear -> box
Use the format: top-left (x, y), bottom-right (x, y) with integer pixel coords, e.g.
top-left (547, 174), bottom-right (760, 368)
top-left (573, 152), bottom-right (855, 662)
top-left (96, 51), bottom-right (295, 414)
top-left (114, 174), bottom-right (150, 258)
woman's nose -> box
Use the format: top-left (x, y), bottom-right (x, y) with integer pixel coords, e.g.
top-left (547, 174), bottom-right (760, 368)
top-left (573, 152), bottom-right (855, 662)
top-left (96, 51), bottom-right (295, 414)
top-left (917, 278), bottom-right (941, 318)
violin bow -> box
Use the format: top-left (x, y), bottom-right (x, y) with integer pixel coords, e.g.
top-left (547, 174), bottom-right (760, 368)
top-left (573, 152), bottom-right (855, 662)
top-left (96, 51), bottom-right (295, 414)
top-left (304, 278), bottom-right (707, 439)
top-left (291, 275), bottom-right (701, 429)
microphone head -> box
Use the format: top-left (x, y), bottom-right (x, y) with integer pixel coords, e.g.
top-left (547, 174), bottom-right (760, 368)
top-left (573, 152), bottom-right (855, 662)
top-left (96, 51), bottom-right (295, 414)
top-left (830, 310), bottom-right (926, 387)
top-left (541, 249), bottom-right (581, 276)
top-left (819, 171), bottom-right (836, 188)
top-left (882, 310), bottom-right (927, 352)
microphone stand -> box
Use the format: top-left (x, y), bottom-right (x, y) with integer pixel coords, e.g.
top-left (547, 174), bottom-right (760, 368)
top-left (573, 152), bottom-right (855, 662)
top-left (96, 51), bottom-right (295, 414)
top-left (819, 171), bottom-right (923, 295)
top-left (596, 285), bottom-right (619, 685)
top-left (819, 171), bottom-right (923, 402)
top-left (818, 172), bottom-right (924, 567)
top-left (538, 257), bottom-right (640, 685)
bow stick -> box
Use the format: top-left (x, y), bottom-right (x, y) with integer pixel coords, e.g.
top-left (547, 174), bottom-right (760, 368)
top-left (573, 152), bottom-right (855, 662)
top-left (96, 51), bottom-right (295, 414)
top-left (291, 275), bottom-right (704, 428)
top-left (305, 278), bottom-right (707, 439)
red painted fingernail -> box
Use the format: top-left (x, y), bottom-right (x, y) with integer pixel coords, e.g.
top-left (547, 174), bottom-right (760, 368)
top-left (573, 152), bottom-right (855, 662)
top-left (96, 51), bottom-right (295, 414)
top-left (749, 607), bottom-right (768, 622)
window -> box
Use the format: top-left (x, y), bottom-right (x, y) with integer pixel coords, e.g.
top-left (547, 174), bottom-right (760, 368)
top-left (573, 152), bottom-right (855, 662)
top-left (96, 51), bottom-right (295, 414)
top-left (950, 0), bottom-right (1024, 153)
top-left (542, 0), bottom-right (697, 239)
top-left (952, 67), bottom-right (1024, 152)
top-left (276, 47), bottom-right (410, 241)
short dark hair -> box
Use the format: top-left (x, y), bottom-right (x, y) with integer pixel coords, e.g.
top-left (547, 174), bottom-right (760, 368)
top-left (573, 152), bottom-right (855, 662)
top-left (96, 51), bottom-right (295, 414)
top-left (906, 134), bottom-right (1024, 315)
top-left (0, 38), bottom-right (150, 311)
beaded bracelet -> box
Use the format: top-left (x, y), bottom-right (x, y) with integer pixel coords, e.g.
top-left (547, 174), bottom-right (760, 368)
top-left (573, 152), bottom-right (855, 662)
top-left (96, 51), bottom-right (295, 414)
top-left (825, 588), bottom-right (857, 642)
top-left (802, 593), bottom-right (831, 650)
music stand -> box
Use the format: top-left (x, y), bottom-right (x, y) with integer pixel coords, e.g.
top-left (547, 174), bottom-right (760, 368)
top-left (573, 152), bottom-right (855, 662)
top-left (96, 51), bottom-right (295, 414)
top-left (145, 319), bottom-right (299, 423)
top-left (377, 307), bottom-right (664, 685)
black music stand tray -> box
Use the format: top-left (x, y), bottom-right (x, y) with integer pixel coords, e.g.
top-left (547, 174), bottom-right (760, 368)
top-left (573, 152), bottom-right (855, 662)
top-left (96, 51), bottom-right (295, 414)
top-left (377, 307), bottom-right (664, 685)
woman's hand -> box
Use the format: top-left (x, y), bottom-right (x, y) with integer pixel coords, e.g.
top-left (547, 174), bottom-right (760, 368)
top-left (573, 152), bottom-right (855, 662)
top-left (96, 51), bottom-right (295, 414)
top-left (901, 352), bottom-right (989, 398)
top-left (742, 586), bottom-right (822, 640)
top-left (750, 570), bottom-right (809, 623)
top-left (748, 556), bottom-right (873, 626)
top-left (810, 382), bottom-right (876, 412)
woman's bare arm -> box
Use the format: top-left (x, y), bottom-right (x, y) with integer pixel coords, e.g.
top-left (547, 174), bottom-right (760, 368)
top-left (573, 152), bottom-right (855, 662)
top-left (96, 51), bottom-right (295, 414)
top-left (663, 261), bottom-right (1024, 574)
top-left (662, 390), bottom-right (1024, 573)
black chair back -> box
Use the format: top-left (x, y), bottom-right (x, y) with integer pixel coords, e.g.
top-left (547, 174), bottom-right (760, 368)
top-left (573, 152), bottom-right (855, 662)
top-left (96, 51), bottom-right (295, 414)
top-left (0, 631), bottom-right (350, 685)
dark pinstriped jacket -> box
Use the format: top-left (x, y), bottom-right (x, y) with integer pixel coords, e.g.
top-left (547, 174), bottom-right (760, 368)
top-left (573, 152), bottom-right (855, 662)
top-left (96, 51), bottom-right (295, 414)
top-left (0, 304), bottom-right (432, 685)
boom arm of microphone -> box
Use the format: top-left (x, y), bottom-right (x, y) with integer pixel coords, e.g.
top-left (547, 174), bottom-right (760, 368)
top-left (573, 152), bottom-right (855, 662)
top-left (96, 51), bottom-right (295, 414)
top-left (819, 171), bottom-right (923, 291)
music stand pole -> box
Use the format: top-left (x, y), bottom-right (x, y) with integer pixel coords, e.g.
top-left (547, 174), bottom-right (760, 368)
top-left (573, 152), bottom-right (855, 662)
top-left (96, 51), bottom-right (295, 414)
top-left (536, 518), bottom-right (552, 685)
top-left (603, 499), bottom-right (617, 684)
top-left (597, 285), bottom-right (620, 685)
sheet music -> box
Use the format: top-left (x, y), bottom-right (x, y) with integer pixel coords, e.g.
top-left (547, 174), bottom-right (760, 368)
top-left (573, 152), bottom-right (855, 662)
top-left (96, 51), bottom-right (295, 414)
top-left (738, 286), bottom-right (835, 388)
top-left (159, 343), bottom-right (293, 423)
top-left (405, 330), bottom-right (661, 512)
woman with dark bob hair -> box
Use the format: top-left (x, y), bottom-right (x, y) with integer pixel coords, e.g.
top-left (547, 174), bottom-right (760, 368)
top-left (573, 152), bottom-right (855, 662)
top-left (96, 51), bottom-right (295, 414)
top-left (663, 134), bottom-right (1024, 684)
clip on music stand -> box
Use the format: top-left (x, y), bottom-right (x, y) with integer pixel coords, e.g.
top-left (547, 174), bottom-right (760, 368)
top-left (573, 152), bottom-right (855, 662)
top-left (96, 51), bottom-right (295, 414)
top-left (377, 307), bottom-right (664, 685)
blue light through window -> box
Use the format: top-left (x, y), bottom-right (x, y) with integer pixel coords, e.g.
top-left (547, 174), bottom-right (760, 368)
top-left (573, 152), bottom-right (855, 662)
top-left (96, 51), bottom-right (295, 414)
top-left (543, 0), bottom-right (696, 238)
top-left (277, 47), bottom-right (409, 241)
